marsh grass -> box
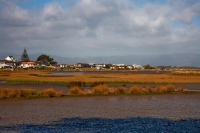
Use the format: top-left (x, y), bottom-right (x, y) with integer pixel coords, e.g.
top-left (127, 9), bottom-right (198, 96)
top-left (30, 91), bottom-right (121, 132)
top-left (0, 88), bottom-right (63, 99)
top-left (90, 81), bottom-right (105, 87)
top-left (129, 86), bottom-right (152, 94)
top-left (0, 71), bottom-right (11, 76)
top-left (67, 81), bottom-right (86, 87)
top-left (68, 86), bottom-right (83, 95)
top-left (91, 84), bottom-right (109, 95)
top-left (41, 88), bottom-right (63, 97)
top-left (155, 85), bottom-right (175, 93)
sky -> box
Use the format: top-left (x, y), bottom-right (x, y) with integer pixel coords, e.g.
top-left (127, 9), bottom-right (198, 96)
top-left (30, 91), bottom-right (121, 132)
top-left (0, 0), bottom-right (200, 58)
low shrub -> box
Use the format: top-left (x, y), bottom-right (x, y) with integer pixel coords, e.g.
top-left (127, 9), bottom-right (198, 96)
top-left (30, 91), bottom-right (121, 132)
top-left (0, 88), bottom-right (40, 99)
top-left (91, 84), bottom-right (109, 95)
top-left (41, 88), bottom-right (56, 97)
top-left (155, 85), bottom-right (175, 93)
top-left (114, 86), bottom-right (126, 94)
top-left (129, 86), bottom-right (152, 94)
top-left (177, 86), bottom-right (183, 92)
top-left (129, 86), bottom-right (142, 94)
top-left (7, 89), bottom-right (22, 98)
top-left (142, 86), bottom-right (152, 93)
top-left (55, 90), bottom-right (64, 97)
top-left (21, 89), bottom-right (40, 98)
top-left (68, 86), bottom-right (83, 95)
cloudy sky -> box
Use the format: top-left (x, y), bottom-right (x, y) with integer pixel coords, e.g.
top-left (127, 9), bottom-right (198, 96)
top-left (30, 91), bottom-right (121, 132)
top-left (0, 0), bottom-right (200, 58)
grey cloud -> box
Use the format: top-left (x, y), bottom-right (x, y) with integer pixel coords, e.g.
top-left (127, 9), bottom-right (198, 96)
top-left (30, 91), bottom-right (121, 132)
top-left (0, 0), bottom-right (200, 57)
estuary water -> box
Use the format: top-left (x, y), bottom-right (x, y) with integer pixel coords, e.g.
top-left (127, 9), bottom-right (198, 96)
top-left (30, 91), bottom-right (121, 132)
top-left (0, 94), bottom-right (200, 126)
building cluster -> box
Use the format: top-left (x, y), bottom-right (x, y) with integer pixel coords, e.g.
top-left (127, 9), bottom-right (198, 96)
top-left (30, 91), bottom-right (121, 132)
top-left (1, 49), bottom-right (199, 71)
top-left (0, 48), bottom-right (144, 70)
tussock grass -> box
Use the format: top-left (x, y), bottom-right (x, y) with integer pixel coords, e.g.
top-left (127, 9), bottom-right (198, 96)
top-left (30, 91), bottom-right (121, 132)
top-left (129, 86), bottom-right (152, 94)
top-left (155, 85), bottom-right (175, 93)
top-left (68, 86), bottom-right (83, 95)
top-left (0, 88), bottom-right (63, 99)
top-left (114, 86), bottom-right (126, 94)
top-left (91, 84), bottom-right (109, 95)
top-left (41, 88), bottom-right (63, 97)
top-left (177, 86), bottom-right (189, 93)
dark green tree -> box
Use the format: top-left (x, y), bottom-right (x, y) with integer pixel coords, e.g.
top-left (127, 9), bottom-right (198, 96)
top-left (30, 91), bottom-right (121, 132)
top-left (144, 64), bottom-right (154, 69)
top-left (36, 54), bottom-right (57, 66)
top-left (21, 48), bottom-right (30, 62)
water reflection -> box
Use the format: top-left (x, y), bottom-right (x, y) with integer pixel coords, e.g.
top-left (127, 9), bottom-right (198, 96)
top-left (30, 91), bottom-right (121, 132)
top-left (0, 117), bottom-right (199, 132)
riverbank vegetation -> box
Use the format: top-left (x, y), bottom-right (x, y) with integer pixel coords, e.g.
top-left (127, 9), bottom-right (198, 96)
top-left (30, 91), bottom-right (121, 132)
top-left (1, 85), bottom-right (194, 99)
top-left (1, 70), bottom-right (200, 85)
top-left (0, 88), bottom-right (63, 99)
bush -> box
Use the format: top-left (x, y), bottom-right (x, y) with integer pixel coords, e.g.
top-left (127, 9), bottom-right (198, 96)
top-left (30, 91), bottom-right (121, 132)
top-left (21, 89), bottom-right (40, 98)
top-left (129, 86), bottom-right (142, 94)
top-left (7, 89), bottom-right (22, 98)
top-left (177, 86), bottom-right (183, 92)
top-left (55, 90), bottom-right (64, 97)
top-left (166, 85), bottom-right (175, 92)
top-left (129, 86), bottom-right (152, 94)
top-left (68, 86), bottom-right (83, 95)
top-left (114, 86), bottom-right (126, 94)
top-left (91, 84), bottom-right (109, 95)
top-left (155, 85), bottom-right (175, 93)
top-left (41, 88), bottom-right (57, 97)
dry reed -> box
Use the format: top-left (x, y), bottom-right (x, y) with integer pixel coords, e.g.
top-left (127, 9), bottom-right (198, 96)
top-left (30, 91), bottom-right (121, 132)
top-left (68, 86), bottom-right (83, 95)
top-left (91, 84), bottom-right (109, 95)
top-left (129, 86), bottom-right (152, 94)
top-left (155, 85), bottom-right (175, 93)
top-left (0, 88), bottom-right (63, 99)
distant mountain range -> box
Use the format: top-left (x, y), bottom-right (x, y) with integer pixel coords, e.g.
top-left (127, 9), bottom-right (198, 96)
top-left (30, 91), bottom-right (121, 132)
top-left (0, 52), bottom-right (199, 67)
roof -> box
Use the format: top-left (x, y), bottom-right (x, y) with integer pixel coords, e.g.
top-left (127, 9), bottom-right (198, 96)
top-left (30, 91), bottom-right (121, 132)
top-left (21, 62), bottom-right (36, 65)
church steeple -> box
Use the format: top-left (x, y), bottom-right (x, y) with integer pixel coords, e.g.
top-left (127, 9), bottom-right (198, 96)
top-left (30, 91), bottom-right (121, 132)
top-left (21, 48), bottom-right (30, 62)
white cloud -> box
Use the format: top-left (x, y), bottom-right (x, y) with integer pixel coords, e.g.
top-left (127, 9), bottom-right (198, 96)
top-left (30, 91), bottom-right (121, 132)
top-left (0, 0), bottom-right (200, 57)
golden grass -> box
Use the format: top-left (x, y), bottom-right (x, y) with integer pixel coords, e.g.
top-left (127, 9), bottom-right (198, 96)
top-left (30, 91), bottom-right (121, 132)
top-left (68, 86), bottom-right (83, 95)
top-left (91, 84), bottom-right (110, 95)
top-left (129, 86), bottom-right (152, 94)
top-left (0, 88), bottom-right (63, 99)
top-left (3, 70), bottom-right (200, 84)
top-left (41, 88), bottom-right (63, 97)
top-left (155, 85), bottom-right (175, 93)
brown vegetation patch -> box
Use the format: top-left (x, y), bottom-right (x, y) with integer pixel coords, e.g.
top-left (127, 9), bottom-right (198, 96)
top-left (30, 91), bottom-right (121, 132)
top-left (0, 88), bottom-right (63, 99)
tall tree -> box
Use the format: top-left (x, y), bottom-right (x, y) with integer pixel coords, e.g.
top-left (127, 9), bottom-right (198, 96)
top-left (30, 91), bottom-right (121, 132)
top-left (21, 48), bottom-right (30, 62)
top-left (36, 54), bottom-right (57, 65)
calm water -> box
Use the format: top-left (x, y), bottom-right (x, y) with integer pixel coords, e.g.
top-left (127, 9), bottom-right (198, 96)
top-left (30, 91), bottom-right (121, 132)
top-left (0, 94), bottom-right (200, 126)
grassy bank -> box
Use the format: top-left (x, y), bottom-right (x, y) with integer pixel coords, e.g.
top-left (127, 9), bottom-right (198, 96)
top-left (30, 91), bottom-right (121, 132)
top-left (1, 84), bottom-right (195, 99)
top-left (2, 70), bottom-right (200, 85)
top-left (67, 84), bottom-right (192, 96)
top-left (0, 88), bottom-right (63, 99)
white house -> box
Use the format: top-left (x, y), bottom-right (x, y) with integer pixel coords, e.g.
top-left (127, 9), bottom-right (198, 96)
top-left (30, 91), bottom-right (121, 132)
top-left (133, 64), bottom-right (144, 69)
top-left (20, 62), bottom-right (36, 68)
top-left (5, 56), bottom-right (16, 62)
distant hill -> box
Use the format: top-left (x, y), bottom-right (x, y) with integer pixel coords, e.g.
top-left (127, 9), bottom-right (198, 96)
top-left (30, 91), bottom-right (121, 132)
top-left (0, 52), bottom-right (199, 67)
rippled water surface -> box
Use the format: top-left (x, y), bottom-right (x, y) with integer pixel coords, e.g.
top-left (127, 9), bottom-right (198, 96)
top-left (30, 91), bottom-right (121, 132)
top-left (0, 94), bottom-right (200, 126)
